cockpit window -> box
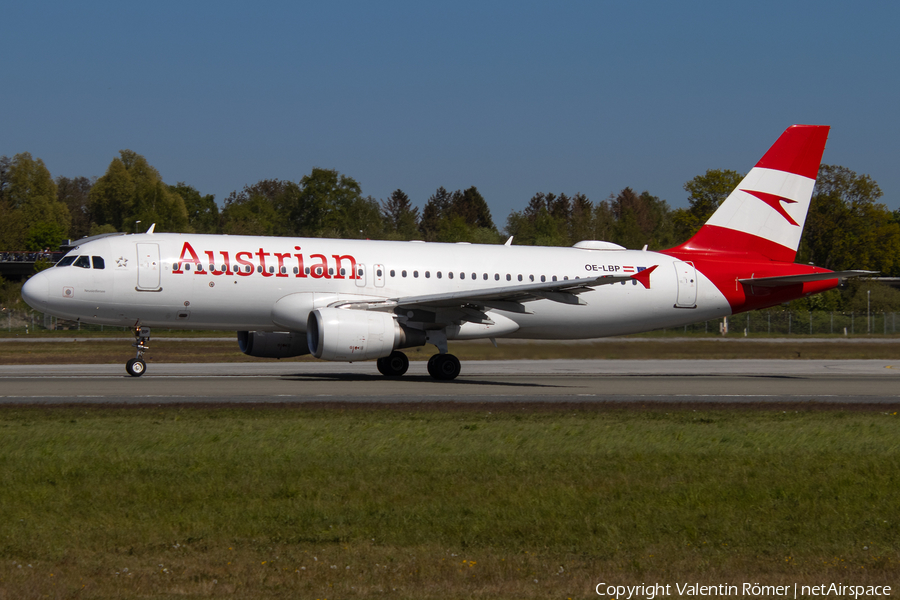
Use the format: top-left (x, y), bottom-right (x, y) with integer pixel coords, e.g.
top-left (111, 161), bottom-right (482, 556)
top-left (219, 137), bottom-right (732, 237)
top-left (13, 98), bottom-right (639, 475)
top-left (56, 256), bottom-right (77, 267)
top-left (73, 256), bottom-right (91, 269)
top-left (92, 256), bottom-right (105, 269)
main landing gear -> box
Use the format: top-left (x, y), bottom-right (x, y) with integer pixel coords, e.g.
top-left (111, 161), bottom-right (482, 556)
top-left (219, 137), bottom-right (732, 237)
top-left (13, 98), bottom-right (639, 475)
top-left (376, 350), bottom-right (409, 377)
top-left (126, 325), bottom-right (151, 377)
top-left (427, 353), bottom-right (461, 381)
top-left (375, 350), bottom-right (461, 380)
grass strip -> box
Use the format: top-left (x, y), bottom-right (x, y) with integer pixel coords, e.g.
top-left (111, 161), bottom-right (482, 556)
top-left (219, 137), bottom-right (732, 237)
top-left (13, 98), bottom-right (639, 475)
top-left (0, 406), bottom-right (898, 598)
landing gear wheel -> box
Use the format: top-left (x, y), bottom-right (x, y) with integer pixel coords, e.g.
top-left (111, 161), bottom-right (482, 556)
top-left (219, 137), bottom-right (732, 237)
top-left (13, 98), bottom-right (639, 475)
top-left (126, 358), bottom-right (146, 377)
top-left (426, 354), bottom-right (439, 379)
top-left (128, 324), bottom-right (151, 377)
top-left (376, 351), bottom-right (409, 377)
top-left (427, 353), bottom-right (461, 381)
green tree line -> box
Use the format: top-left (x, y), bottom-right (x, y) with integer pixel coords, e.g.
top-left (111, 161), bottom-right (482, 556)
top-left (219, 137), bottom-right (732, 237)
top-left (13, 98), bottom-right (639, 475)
top-left (2, 150), bottom-right (900, 278)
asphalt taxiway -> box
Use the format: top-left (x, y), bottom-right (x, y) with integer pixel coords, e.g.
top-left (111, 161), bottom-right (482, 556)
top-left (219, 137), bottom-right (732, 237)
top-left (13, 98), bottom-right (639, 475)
top-left (1, 359), bottom-right (898, 405)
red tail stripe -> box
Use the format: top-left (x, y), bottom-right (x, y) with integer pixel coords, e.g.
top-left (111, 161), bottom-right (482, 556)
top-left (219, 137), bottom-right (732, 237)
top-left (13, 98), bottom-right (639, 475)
top-left (663, 225), bottom-right (796, 263)
top-left (754, 125), bottom-right (829, 179)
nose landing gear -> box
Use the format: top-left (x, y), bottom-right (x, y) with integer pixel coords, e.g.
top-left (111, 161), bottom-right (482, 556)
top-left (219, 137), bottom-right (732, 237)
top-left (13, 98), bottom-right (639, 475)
top-left (126, 325), bottom-right (151, 377)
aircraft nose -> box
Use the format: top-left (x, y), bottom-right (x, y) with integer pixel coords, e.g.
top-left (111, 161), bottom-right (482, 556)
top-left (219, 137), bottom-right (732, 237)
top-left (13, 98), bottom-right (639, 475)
top-left (21, 271), bottom-right (50, 309)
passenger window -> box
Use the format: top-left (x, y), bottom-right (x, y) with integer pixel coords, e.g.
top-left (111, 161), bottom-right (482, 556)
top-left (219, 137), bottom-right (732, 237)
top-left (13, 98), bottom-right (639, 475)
top-left (92, 256), bottom-right (105, 269)
top-left (256, 266), bottom-right (262, 273)
top-left (293, 267), bottom-right (299, 274)
top-left (340, 268), bottom-right (346, 276)
top-left (221, 265), bottom-right (227, 272)
top-left (390, 269), bottom-right (395, 277)
top-left (506, 274), bottom-right (511, 281)
top-left (305, 267), bottom-right (310, 275)
top-left (197, 264), bottom-right (204, 271)
top-left (483, 273), bottom-right (487, 280)
top-left (328, 268), bottom-right (334, 276)
top-left (56, 256), bottom-right (76, 267)
top-left (185, 263), bottom-right (192, 271)
top-left (448, 272), bottom-right (453, 279)
top-left (495, 274), bottom-right (500, 281)
top-left (541, 275), bottom-right (546, 282)
top-left (552, 275), bottom-right (557, 281)
top-left (414, 270), bottom-right (419, 278)
top-left (426, 271), bottom-right (431, 278)
top-left (281, 266), bottom-right (287, 274)
top-left (472, 273), bottom-right (476, 280)
top-left (517, 274), bottom-right (523, 282)
top-left (529, 275), bottom-right (534, 282)
top-left (376, 269), bottom-right (383, 277)
top-left (269, 266), bottom-right (275, 274)
top-left (209, 264), bottom-right (215, 271)
top-left (402, 270), bottom-right (407, 277)
top-left (459, 273), bottom-right (464, 280)
top-left (74, 255), bottom-right (91, 269)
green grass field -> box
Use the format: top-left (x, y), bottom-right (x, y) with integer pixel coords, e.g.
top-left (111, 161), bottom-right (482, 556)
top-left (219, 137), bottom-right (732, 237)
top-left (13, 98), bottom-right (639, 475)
top-left (0, 406), bottom-right (897, 598)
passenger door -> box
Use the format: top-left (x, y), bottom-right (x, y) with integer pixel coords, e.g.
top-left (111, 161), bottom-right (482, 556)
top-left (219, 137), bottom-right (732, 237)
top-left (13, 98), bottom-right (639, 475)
top-left (673, 261), bottom-right (697, 308)
top-left (136, 243), bottom-right (161, 291)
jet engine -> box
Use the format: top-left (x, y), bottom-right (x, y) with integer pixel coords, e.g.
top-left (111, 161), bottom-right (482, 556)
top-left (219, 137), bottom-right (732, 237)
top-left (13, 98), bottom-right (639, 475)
top-left (237, 330), bottom-right (310, 358)
top-left (306, 307), bottom-right (425, 361)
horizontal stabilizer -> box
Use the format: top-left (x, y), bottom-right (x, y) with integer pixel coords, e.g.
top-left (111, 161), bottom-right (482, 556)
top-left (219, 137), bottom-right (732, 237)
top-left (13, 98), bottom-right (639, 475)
top-left (738, 270), bottom-right (876, 288)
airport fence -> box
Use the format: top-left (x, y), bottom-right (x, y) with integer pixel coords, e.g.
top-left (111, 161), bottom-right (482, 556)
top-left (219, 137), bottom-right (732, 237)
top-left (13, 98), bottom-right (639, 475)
top-left (666, 310), bottom-right (899, 336)
top-left (2, 307), bottom-right (899, 337)
top-left (1, 309), bottom-right (131, 334)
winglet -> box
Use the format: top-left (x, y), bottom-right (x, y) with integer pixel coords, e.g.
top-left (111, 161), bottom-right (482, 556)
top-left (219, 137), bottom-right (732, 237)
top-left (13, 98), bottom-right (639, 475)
top-left (504, 236), bottom-right (514, 246)
top-left (631, 265), bottom-right (658, 289)
top-left (146, 223), bottom-right (156, 234)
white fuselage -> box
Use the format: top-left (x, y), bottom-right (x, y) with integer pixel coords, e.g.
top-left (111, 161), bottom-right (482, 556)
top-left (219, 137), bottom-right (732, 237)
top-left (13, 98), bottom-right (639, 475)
top-left (25, 233), bottom-right (733, 339)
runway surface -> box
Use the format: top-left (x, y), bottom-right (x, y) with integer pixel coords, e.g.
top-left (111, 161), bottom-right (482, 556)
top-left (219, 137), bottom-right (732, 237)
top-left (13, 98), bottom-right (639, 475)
top-left (2, 359), bottom-right (899, 405)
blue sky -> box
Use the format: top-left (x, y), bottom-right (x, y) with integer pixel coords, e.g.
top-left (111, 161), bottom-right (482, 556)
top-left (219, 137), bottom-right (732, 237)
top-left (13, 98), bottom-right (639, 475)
top-left (2, 1), bottom-right (899, 224)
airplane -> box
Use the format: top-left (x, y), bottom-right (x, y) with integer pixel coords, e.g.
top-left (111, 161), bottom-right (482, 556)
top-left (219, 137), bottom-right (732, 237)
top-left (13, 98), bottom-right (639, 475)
top-left (21, 125), bottom-right (871, 380)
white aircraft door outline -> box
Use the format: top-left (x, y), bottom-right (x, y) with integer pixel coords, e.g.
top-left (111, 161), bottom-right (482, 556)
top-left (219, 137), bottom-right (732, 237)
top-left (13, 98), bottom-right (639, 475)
top-left (673, 261), bottom-right (697, 308)
top-left (136, 243), bottom-right (161, 291)
top-left (374, 264), bottom-right (385, 288)
top-left (355, 264), bottom-right (366, 287)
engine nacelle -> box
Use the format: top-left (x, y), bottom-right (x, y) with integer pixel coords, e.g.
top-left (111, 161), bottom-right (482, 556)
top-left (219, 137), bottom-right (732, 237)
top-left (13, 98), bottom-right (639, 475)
top-left (307, 308), bottom-right (425, 361)
top-left (237, 331), bottom-right (310, 359)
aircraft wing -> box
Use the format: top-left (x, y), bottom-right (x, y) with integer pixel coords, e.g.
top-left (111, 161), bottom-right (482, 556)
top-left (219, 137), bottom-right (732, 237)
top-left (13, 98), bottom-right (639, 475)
top-left (737, 270), bottom-right (876, 288)
top-left (330, 266), bottom-right (658, 317)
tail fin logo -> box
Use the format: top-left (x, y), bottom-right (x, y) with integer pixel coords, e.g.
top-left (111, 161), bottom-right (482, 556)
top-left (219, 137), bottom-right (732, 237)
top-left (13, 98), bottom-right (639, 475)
top-left (741, 189), bottom-right (799, 226)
